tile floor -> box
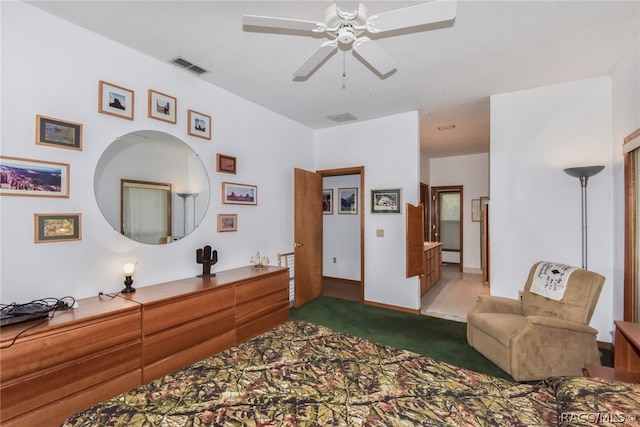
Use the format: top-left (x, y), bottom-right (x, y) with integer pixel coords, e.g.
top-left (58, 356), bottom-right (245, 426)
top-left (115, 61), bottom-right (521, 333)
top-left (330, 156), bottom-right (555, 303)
top-left (420, 265), bottom-right (489, 322)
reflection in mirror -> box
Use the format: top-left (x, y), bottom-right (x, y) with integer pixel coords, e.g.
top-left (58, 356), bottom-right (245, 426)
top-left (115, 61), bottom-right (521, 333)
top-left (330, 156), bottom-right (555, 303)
top-left (95, 130), bottom-right (210, 245)
top-left (121, 179), bottom-right (171, 244)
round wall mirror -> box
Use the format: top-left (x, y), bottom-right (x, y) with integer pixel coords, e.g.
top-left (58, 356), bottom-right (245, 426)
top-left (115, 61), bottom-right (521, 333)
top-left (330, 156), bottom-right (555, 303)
top-left (94, 130), bottom-right (210, 245)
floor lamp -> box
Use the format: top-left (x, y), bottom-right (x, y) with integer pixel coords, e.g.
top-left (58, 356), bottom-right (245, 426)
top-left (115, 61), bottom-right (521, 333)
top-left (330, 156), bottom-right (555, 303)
top-left (563, 165), bottom-right (604, 269)
top-left (177, 193), bottom-right (193, 236)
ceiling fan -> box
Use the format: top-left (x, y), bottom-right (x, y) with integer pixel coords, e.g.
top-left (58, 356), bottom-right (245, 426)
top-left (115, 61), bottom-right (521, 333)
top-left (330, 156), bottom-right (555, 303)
top-left (242, 0), bottom-right (457, 78)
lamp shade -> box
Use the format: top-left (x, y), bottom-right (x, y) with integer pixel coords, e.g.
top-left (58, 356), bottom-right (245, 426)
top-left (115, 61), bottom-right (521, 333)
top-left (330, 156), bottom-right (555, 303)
top-left (122, 260), bottom-right (137, 276)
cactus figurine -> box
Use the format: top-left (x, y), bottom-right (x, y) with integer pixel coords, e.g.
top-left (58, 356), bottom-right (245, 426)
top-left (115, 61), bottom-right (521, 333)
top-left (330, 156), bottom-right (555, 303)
top-left (196, 245), bottom-right (218, 277)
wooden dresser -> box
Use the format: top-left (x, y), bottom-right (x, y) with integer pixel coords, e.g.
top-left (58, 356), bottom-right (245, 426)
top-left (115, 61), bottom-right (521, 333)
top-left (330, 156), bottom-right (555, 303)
top-left (0, 265), bottom-right (289, 426)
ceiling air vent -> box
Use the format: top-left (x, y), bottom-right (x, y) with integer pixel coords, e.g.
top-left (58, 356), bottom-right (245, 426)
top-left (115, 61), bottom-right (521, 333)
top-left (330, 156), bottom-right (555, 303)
top-left (170, 57), bottom-right (209, 76)
top-left (327, 112), bottom-right (357, 123)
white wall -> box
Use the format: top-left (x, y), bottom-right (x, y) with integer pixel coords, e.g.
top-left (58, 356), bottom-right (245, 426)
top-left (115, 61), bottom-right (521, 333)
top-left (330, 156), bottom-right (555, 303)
top-left (490, 76), bottom-right (615, 342)
top-left (1, 2), bottom-right (314, 302)
top-left (611, 34), bottom-right (640, 322)
top-left (429, 153), bottom-right (489, 271)
top-left (315, 112), bottom-right (421, 310)
top-left (322, 174), bottom-right (361, 280)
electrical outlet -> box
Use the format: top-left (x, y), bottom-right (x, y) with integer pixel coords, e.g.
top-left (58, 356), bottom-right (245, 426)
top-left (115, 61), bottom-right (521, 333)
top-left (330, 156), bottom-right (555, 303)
top-left (376, 229), bottom-right (384, 237)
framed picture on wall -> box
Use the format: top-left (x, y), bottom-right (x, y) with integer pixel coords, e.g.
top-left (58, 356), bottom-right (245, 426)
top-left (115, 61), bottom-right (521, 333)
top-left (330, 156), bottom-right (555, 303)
top-left (371, 188), bottom-right (401, 214)
top-left (34, 213), bottom-right (81, 243)
top-left (187, 109), bottom-right (211, 140)
top-left (222, 182), bottom-right (257, 205)
top-left (35, 115), bottom-right (83, 151)
top-left (217, 214), bottom-right (238, 232)
top-left (338, 187), bottom-right (358, 214)
top-left (98, 80), bottom-right (134, 120)
top-left (0, 156), bottom-right (70, 198)
top-left (148, 89), bottom-right (177, 124)
top-left (216, 153), bottom-right (237, 174)
top-left (323, 189), bottom-right (333, 214)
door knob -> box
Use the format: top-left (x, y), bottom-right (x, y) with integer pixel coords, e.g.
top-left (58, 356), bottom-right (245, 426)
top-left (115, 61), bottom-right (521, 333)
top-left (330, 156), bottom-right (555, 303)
top-left (293, 242), bottom-right (304, 248)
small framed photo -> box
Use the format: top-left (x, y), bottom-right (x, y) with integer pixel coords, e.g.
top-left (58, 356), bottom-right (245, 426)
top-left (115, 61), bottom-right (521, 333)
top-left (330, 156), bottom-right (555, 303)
top-left (98, 80), bottom-right (134, 120)
top-left (187, 109), bottom-right (211, 140)
top-left (338, 187), bottom-right (358, 214)
top-left (0, 156), bottom-right (70, 198)
top-left (34, 213), bottom-right (81, 243)
top-left (222, 182), bottom-right (257, 205)
top-left (216, 153), bottom-right (237, 174)
top-left (323, 189), bottom-right (333, 214)
top-left (217, 214), bottom-right (238, 232)
top-left (471, 199), bottom-right (481, 222)
top-left (35, 115), bottom-right (83, 151)
top-left (148, 89), bottom-right (177, 124)
top-left (371, 188), bottom-right (401, 214)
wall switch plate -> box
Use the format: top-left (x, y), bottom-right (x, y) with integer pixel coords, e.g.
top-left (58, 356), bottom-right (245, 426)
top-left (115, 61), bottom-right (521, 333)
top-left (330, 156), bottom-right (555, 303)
top-left (376, 229), bottom-right (384, 237)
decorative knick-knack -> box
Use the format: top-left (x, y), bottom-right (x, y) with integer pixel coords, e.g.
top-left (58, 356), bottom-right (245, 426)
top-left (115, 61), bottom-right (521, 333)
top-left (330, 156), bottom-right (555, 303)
top-left (250, 251), bottom-right (269, 268)
top-left (196, 245), bottom-right (218, 277)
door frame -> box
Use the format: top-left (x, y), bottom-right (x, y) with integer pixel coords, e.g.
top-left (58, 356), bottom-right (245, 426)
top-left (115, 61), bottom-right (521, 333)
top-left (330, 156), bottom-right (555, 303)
top-left (317, 166), bottom-right (365, 302)
top-left (430, 185), bottom-right (464, 272)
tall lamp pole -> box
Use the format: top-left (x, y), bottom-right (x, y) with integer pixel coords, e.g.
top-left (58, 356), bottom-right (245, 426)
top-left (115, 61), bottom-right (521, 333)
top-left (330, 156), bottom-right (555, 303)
top-left (176, 193), bottom-right (193, 237)
top-left (563, 165), bottom-right (604, 269)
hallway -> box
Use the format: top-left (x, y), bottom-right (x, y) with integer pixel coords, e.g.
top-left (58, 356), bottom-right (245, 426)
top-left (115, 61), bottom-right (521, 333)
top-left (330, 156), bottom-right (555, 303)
top-left (420, 265), bottom-right (489, 322)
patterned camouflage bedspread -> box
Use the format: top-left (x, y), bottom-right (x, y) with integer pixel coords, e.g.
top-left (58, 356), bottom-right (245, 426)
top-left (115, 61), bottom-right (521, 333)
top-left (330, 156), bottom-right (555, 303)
top-left (62, 320), bottom-right (639, 426)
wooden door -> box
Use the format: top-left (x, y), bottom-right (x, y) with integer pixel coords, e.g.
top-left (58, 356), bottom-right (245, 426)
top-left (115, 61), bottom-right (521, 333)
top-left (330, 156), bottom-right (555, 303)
top-left (294, 168), bottom-right (323, 307)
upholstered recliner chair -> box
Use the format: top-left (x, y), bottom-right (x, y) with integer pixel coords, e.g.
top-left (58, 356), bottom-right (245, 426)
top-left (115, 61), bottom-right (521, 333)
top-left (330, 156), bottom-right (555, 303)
top-left (467, 261), bottom-right (605, 382)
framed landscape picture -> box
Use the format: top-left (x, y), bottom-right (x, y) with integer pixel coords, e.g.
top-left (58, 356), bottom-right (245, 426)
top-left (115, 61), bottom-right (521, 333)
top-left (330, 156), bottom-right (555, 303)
top-left (148, 89), bottom-right (177, 124)
top-left (371, 188), bottom-right (401, 214)
top-left (323, 189), bottom-right (333, 214)
top-left (0, 156), bottom-right (70, 198)
top-left (217, 214), bottom-right (238, 232)
top-left (36, 115), bottom-right (83, 151)
top-left (216, 153), bottom-right (237, 174)
top-left (222, 182), bottom-right (257, 205)
top-left (98, 80), bottom-right (134, 120)
top-left (188, 109), bottom-right (211, 140)
top-left (34, 213), bottom-right (81, 243)
top-left (338, 187), bottom-right (358, 214)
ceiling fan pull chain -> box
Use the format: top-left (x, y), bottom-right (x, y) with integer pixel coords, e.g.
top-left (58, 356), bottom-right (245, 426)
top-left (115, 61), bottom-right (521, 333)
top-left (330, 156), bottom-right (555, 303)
top-left (342, 50), bottom-right (347, 89)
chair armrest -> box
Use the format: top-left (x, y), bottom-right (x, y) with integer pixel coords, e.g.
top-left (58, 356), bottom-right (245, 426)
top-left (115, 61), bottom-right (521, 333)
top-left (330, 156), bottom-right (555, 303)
top-left (526, 315), bottom-right (598, 335)
top-left (470, 295), bottom-right (522, 315)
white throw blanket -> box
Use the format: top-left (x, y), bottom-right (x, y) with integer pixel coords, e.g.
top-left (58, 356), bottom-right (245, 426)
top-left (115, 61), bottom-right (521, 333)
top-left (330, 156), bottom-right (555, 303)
top-left (530, 262), bottom-right (578, 301)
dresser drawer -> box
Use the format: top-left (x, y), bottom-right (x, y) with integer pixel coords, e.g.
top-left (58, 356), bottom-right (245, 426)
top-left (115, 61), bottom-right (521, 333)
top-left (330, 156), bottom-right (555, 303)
top-left (235, 271), bottom-right (287, 305)
top-left (144, 286), bottom-right (234, 335)
top-left (1, 340), bottom-right (141, 421)
top-left (236, 307), bottom-right (290, 344)
top-left (144, 308), bottom-right (234, 364)
top-left (1, 311), bottom-right (141, 383)
top-left (236, 288), bottom-right (289, 327)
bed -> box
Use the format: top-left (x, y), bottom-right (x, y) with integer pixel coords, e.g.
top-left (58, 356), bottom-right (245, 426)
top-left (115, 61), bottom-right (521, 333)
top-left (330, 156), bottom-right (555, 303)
top-left (63, 320), bottom-right (640, 426)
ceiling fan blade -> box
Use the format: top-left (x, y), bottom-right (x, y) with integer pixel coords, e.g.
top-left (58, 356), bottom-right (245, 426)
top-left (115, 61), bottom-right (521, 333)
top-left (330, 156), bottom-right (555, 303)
top-left (353, 37), bottom-right (397, 75)
top-left (242, 15), bottom-right (325, 32)
top-left (366, 0), bottom-right (457, 33)
top-left (294, 41), bottom-right (338, 78)
top-left (335, 1), bottom-right (360, 19)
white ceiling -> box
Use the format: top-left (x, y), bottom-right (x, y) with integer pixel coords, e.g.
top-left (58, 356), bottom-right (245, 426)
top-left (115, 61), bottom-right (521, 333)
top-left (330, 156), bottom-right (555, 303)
top-left (27, 1), bottom-right (640, 158)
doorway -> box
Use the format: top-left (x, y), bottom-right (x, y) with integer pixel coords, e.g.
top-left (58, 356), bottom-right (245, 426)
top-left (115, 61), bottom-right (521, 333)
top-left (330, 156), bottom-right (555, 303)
top-left (430, 185), bottom-right (463, 271)
top-left (319, 166), bottom-right (365, 303)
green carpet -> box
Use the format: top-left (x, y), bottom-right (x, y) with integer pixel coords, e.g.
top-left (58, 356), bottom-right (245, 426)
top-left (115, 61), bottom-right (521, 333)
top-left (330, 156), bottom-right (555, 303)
top-left (290, 296), bottom-right (511, 380)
